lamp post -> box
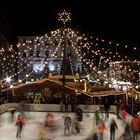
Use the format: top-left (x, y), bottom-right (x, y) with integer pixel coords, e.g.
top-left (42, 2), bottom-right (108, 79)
top-left (5, 77), bottom-right (11, 103)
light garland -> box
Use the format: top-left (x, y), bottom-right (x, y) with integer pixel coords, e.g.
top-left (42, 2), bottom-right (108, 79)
top-left (0, 12), bottom-right (139, 88)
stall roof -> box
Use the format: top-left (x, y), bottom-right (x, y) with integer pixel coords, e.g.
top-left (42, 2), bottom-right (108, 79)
top-left (1, 78), bottom-right (126, 97)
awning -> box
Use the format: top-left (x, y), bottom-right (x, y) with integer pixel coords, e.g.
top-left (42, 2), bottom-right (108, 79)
top-left (1, 78), bottom-right (126, 97)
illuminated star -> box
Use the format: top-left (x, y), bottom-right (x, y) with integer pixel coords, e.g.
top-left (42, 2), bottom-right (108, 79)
top-left (58, 10), bottom-right (71, 26)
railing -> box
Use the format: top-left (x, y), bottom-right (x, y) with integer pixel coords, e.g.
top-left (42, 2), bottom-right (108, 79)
top-left (0, 103), bottom-right (133, 125)
top-left (0, 103), bottom-right (116, 114)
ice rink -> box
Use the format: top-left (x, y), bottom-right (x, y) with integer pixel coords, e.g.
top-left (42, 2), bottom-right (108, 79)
top-left (0, 111), bottom-right (132, 140)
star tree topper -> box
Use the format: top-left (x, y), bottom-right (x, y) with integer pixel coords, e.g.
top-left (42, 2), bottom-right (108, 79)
top-left (58, 10), bottom-right (71, 27)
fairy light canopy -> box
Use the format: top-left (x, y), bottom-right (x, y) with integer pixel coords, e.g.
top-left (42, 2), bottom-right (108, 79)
top-left (0, 10), bottom-right (139, 89)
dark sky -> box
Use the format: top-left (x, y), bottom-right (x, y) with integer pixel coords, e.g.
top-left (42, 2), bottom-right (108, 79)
top-left (0, 0), bottom-right (139, 44)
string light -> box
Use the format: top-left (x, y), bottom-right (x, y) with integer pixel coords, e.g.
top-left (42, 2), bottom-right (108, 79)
top-left (0, 13), bottom-right (139, 88)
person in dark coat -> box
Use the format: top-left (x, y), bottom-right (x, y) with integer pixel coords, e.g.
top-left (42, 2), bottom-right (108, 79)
top-left (109, 118), bottom-right (118, 140)
top-left (75, 107), bottom-right (83, 122)
top-left (9, 107), bottom-right (16, 122)
top-left (103, 98), bottom-right (110, 119)
top-left (120, 122), bottom-right (132, 140)
top-left (64, 96), bottom-right (69, 112)
top-left (63, 113), bottom-right (72, 136)
top-left (114, 99), bottom-right (121, 119)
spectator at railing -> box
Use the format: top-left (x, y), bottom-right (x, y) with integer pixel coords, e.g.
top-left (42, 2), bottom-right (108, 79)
top-left (114, 99), bottom-right (122, 119)
top-left (103, 98), bottom-right (110, 119)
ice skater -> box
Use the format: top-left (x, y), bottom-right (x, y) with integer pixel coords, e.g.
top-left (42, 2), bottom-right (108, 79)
top-left (15, 114), bottom-right (25, 139)
top-left (63, 113), bottom-right (72, 136)
top-left (98, 120), bottom-right (106, 140)
top-left (108, 118), bottom-right (118, 140)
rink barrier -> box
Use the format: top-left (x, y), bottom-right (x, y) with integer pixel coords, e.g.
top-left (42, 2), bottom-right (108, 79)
top-left (0, 103), bottom-right (133, 126)
top-left (0, 103), bottom-right (116, 114)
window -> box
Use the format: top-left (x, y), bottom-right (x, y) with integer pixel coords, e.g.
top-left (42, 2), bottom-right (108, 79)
top-left (36, 39), bottom-right (40, 44)
top-left (30, 51), bottom-right (33, 56)
top-left (54, 39), bottom-right (58, 45)
top-left (23, 63), bottom-right (27, 71)
top-left (68, 39), bottom-right (71, 46)
top-left (23, 52), bottom-right (27, 57)
top-left (78, 40), bottom-right (81, 46)
top-left (45, 40), bottom-right (49, 46)
top-left (23, 39), bottom-right (26, 43)
top-left (68, 51), bottom-right (71, 57)
top-left (36, 51), bottom-right (40, 57)
top-left (33, 61), bottom-right (44, 73)
top-left (45, 50), bottom-right (49, 57)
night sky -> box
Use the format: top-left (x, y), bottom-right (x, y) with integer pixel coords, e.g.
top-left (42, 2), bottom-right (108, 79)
top-left (0, 0), bottom-right (139, 45)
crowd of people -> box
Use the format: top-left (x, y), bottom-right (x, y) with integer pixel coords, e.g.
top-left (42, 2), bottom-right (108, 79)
top-left (2, 103), bottom-right (138, 140)
top-left (1, 95), bottom-right (140, 140)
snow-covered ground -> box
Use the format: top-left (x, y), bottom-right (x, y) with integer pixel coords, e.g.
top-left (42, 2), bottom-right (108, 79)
top-left (0, 111), bottom-right (132, 140)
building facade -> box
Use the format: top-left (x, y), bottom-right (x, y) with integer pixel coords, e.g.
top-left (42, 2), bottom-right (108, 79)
top-left (17, 28), bottom-right (83, 82)
top-left (108, 61), bottom-right (140, 85)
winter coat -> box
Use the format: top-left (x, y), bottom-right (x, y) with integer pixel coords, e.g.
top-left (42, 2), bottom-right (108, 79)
top-left (15, 117), bottom-right (25, 128)
top-left (110, 120), bottom-right (118, 132)
top-left (38, 127), bottom-right (48, 140)
top-left (131, 117), bottom-right (140, 131)
top-left (98, 121), bottom-right (106, 134)
top-left (121, 110), bottom-right (127, 121)
top-left (64, 116), bottom-right (72, 127)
